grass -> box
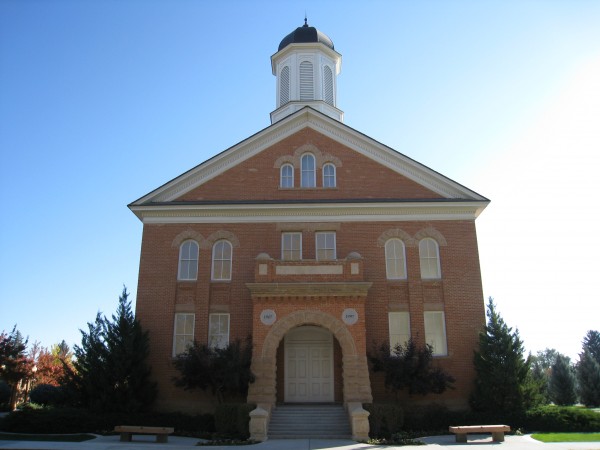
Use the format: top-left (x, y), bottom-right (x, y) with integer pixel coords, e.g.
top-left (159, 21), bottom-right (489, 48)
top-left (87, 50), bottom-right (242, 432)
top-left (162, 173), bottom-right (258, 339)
top-left (0, 432), bottom-right (96, 442)
top-left (531, 433), bottom-right (600, 443)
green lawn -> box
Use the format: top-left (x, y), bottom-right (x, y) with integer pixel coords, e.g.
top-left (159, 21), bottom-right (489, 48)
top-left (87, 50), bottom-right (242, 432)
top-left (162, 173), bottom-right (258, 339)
top-left (0, 432), bottom-right (96, 442)
top-left (531, 433), bottom-right (600, 443)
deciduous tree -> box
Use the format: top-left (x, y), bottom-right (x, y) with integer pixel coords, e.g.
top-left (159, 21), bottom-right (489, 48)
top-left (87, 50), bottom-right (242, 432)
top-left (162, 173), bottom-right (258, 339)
top-left (173, 337), bottom-right (254, 404)
top-left (0, 326), bottom-right (33, 410)
top-left (369, 338), bottom-right (455, 397)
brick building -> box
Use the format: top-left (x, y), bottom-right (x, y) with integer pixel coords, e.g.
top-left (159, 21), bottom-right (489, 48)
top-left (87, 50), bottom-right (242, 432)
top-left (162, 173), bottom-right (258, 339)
top-left (129, 21), bottom-right (489, 440)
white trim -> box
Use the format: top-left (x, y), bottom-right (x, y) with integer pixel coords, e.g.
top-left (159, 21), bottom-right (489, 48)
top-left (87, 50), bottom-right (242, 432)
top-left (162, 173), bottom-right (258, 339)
top-left (131, 200), bottom-right (488, 224)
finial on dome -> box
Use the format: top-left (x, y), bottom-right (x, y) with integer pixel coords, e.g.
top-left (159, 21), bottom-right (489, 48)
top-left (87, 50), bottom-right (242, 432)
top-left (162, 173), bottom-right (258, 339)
top-left (303, 14), bottom-right (308, 27)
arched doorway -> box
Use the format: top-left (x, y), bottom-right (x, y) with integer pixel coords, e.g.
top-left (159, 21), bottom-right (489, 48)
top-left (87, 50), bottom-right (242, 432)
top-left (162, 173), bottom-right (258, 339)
top-left (284, 326), bottom-right (334, 402)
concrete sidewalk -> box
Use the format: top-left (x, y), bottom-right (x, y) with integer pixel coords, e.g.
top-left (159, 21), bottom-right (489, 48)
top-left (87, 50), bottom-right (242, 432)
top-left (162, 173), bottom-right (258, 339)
top-left (1, 433), bottom-right (600, 450)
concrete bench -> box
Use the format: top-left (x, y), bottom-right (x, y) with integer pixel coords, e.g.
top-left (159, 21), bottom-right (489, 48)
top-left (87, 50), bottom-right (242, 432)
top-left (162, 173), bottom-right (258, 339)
top-left (114, 425), bottom-right (175, 443)
top-left (449, 425), bottom-right (511, 443)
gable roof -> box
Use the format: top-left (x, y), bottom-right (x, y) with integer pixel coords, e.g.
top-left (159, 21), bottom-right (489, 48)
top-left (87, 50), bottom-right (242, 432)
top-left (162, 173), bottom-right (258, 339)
top-left (129, 107), bottom-right (489, 223)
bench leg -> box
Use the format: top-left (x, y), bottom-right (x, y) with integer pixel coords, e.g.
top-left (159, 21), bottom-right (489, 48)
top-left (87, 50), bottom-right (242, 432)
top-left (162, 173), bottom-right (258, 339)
top-left (492, 432), bottom-right (504, 442)
top-left (119, 432), bottom-right (132, 442)
top-left (455, 433), bottom-right (467, 443)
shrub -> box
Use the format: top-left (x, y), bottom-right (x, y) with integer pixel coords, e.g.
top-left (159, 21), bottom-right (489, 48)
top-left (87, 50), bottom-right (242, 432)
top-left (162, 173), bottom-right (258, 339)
top-left (0, 407), bottom-right (215, 435)
top-left (214, 403), bottom-right (255, 439)
top-left (364, 403), bottom-right (404, 438)
top-left (524, 406), bottom-right (600, 432)
top-left (29, 384), bottom-right (66, 406)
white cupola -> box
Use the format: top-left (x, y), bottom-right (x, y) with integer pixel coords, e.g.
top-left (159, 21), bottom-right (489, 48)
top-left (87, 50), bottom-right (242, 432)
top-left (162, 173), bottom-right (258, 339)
top-left (270, 19), bottom-right (343, 124)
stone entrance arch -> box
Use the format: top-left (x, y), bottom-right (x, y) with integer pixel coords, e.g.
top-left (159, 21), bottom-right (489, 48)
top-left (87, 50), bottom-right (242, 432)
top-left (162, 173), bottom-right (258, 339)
top-left (247, 310), bottom-right (372, 441)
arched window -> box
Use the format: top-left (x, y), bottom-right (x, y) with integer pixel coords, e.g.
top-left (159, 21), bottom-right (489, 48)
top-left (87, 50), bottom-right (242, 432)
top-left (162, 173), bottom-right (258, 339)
top-left (280, 164), bottom-right (294, 188)
top-left (419, 238), bottom-right (441, 279)
top-left (299, 61), bottom-right (314, 100)
top-left (301, 153), bottom-right (316, 187)
top-left (212, 240), bottom-right (232, 281)
top-left (385, 239), bottom-right (407, 279)
top-left (323, 163), bottom-right (336, 188)
top-left (279, 66), bottom-right (290, 106)
top-left (323, 66), bottom-right (334, 105)
top-left (178, 240), bottom-right (199, 280)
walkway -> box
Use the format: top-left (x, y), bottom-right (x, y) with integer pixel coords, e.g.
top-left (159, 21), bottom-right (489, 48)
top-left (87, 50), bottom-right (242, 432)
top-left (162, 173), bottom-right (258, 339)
top-left (1, 433), bottom-right (600, 450)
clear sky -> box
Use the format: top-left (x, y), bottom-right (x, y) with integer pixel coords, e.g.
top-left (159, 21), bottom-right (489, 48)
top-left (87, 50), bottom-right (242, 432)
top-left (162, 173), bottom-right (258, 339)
top-left (1, 1), bottom-right (599, 361)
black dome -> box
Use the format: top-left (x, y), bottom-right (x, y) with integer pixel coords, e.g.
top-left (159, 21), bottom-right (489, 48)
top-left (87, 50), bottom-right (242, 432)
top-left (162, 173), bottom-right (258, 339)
top-left (278, 20), bottom-right (334, 52)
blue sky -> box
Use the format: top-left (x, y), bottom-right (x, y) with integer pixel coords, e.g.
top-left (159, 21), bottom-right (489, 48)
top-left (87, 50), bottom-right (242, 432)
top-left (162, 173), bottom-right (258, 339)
top-left (1, 1), bottom-right (599, 361)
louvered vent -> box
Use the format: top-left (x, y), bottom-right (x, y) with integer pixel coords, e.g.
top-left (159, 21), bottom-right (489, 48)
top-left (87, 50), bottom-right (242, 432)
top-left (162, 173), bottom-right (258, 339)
top-left (280, 66), bottom-right (290, 106)
top-left (299, 61), bottom-right (314, 100)
top-left (323, 66), bottom-right (334, 105)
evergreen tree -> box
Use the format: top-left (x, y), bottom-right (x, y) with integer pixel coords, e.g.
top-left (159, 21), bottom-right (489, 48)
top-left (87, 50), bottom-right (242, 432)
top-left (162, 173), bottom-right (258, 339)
top-left (70, 287), bottom-right (156, 412)
top-left (582, 330), bottom-right (600, 363)
top-left (549, 354), bottom-right (577, 406)
top-left (470, 298), bottom-right (542, 413)
top-left (577, 330), bottom-right (600, 407)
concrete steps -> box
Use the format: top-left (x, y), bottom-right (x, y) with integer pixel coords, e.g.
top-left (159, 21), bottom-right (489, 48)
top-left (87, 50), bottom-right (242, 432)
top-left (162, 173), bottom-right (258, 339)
top-left (268, 404), bottom-right (351, 439)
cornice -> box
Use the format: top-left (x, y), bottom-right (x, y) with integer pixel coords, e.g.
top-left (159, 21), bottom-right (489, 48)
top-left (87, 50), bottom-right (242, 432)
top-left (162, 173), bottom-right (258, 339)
top-left (246, 282), bottom-right (372, 298)
top-left (129, 200), bottom-right (488, 224)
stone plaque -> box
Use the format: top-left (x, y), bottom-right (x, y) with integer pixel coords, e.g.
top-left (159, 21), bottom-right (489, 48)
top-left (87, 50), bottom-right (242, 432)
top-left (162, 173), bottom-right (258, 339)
top-left (342, 308), bottom-right (358, 325)
top-left (260, 309), bottom-right (276, 325)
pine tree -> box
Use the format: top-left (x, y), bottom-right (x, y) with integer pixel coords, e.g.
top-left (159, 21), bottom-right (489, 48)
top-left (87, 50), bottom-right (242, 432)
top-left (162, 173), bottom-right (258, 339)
top-left (470, 298), bottom-right (541, 414)
top-left (548, 354), bottom-right (577, 406)
top-left (577, 330), bottom-right (600, 407)
top-left (70, 287), bottom-right (156, 412)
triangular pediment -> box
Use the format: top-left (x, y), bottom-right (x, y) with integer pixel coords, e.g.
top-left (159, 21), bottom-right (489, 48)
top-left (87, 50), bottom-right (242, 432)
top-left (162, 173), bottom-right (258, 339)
top-left (129, 107), bottom-right (488, 222)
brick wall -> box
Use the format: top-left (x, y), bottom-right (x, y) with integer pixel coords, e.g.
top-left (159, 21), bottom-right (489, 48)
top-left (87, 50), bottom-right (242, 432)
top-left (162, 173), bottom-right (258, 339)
top-left (134, 128), bottom-right (486, 412)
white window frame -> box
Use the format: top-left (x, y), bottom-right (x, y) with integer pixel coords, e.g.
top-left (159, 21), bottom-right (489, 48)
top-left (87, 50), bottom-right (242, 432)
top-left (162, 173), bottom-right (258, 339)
top-left (282, 232), bottom-right (302, 261)
top-left (211, 240), bottom-right (232, 281)
top-left (424, 311), bottom-right (448, 356)
top-left (316, 231), bottom-right (336, 261)
top-left (419, 238), bottom-right (441, 279)
top-left (301, 153), bottom-right (316, 188)
top-left (280, 164), bottom-right (294, 188)
top-left (208, 313), bottom-right (230, 349)
top-left (172, 313), bottom-right (195, 356)
top-left (322, 163), bottom-right (336, 188)
top-left (385, 238), bottom-right (407, 280)
top-left (388, 312), bottom-right (410, 352)
top-left (178, 240), bottom-right (199, 281)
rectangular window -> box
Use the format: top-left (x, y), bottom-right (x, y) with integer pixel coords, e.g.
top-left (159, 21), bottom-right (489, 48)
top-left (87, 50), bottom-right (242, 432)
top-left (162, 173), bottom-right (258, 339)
top-left (173, 313), bottom-right (195, 356)
top-left (424, 311), bottom-right (448, 356)
top-left (282, 232), bottom-right (302, 260)
top-left (388, 312), bottom-right (410, 351)
top-left (208, 313), bottom-right (230, 349)
top-left (316, 232), bottom-right (336, 260)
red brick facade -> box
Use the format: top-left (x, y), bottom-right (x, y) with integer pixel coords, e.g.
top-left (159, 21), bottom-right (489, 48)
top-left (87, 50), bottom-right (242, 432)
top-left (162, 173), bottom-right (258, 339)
top-left (131, 118), bottom-right (489, 419)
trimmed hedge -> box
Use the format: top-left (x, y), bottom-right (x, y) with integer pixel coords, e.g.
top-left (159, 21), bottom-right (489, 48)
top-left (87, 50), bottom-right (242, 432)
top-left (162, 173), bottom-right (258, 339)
top-left (368, 403), bottom-right (600, 436)
top-left (525, 406), bottom-right (600, 432)
top-left (214, 403), bottom-right (255, 439)
top-left (364, 403), bottom-right (404, 438)
top-left (0, 407), bottom-right (215, 435)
